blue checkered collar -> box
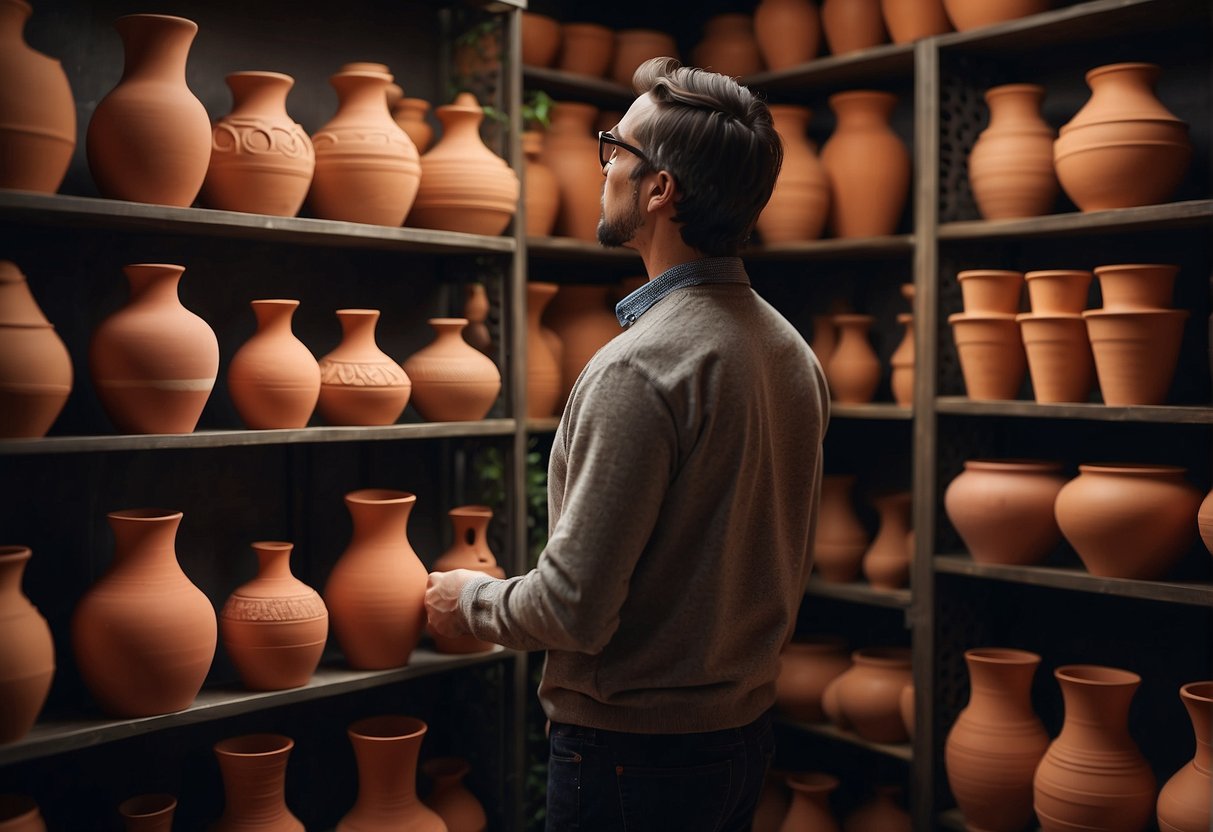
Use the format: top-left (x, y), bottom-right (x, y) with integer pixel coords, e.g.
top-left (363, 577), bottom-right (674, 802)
top-left (614, 257), bottom-right (750, 328)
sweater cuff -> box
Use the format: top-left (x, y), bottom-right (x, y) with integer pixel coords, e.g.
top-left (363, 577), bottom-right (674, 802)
top-left (457, 573), bottom-right (497, 636)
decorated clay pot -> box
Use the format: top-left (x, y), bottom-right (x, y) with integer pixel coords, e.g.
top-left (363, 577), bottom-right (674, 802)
top-left (949, 313), bottom-right (1026, 400)
top-left (0, 546), bottom-right (53, 744)
top-left (968, 83), bottom-right (1059, 219)
top-left (317, 309), bottom-right (411, 427)
top-left (814, 474), bottom-right (869, 582)
top-left (1024, 269), bottom-right (1091, 315)
top-left (781, 773), bottom-right (840, 832)
top-left (1083, 308), bottom-right (1187, 405)
top-left (1017, 313), bottom-right (1095, 403)
top-left (86, 14), bottom-right (211, 206)
top-left (942, 0), bottom-right (1050, 30)
top-left (890, 313), bottom-right (914, 406)
top-left (557, 23), bottom-right (613, 78)
top-left (944, 459), bottom-right (1066, 565)
top-left (958, 269), bottom-right (1024, 315)
top-left (821, 0), bottom-right (888, 55)
top-left (117, 794), bottom-right (176, 832)
top-left (613, 29), bottom-right (679, 87)
top-left (422, 757), bottom-right (488, 832)
top-left (228, 299), bottom-right (320, 430)
top-left (823, 646), bottom-right (913, 743)
top-left (862, 491), bottom-right (912, 589)
top-left (0, 261), bottom-right (72, 438)
top-left (523, 130), bottom-right (560, 237)
top-left (543, 284), bottom-right (619, 407)
top-left (879, 0), bottom-right (952, 43)
top-left (844, 785), bottom-right (912, 832)
top-left (402, 318), bottom-right (500, 421)
top-left (757, 105), bottom-right (830, 244)
top-left (821, 91), bottom-right (909, 237)
top-left (392, 97), bottom-right (434, 154)
top-left (541, 102), bottom-right (604, 242)
top-left (753, 0), bottom-right (821, 70)
top-left (521, 12), bottom-right (561, 68)
top-left (213, 734), bottom-right (303, 831)
top-left (826, 314), bottom-right (880, 403)
top-left (340, 716), bottom-right (445, 832)
top-left (775, 636), bottom-right (852, 722)
top-left (692, 15), bottom-right (762, 78)
top-left (430, 506), bottom-right (504, 654)
top-left (1157, 681), bottom-right (1212, 832)
top-left (525, 282), bottom-right (562, 418)
top-left (1093, 263), bottom-right (1178, 310)
top-left (0, 795), bottom-right (44, 831)
top-left (1054, 463), bottom-right (1201, 580)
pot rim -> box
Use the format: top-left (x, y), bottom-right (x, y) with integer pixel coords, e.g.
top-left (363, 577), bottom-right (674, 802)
top-left (1054, 664), bottom-right (1141, 687)
top-left (785, 771), bottom-right (840, 793)
top-left (1082, 308), bottom-right (1188, 320)
top-left (118, 793), bottom-right (177, 819)
top-left (1075, 462), bottom-right (1186, 476)
top-left (348, 714), bottom-right (428, 741)
top-left (345, 488), bottom-right (417, 505)
top-left (962, 458), bottom-right (1064, 472)
top-left (965, 647), bottom-right (1042, 665)
top-left (1093, 263), bottom-right (1180, 275)
top-left (214, 732), bottom-right (294, 757)
top-left (1180, 680), bottom-right (1213, 704)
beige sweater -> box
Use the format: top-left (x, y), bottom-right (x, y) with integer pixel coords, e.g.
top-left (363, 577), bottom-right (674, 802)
top-left (460, 276), bottom-right (829, 732)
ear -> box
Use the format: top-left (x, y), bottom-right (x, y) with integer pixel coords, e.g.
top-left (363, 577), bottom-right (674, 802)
top-left (644, 170), bottom-right (678, 214)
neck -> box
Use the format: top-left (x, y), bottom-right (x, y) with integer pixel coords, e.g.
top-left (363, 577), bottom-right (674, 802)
top-left (630, 217), bottom-right (707, 279)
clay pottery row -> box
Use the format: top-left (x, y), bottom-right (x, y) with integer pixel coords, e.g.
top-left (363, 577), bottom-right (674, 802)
top-left (880, 0), bottom-right (953, 43)
top-left (429, 505), bottom-right (504, 654)
top-left (821, 0), bottom-right (888, 55)
top-left (943, 0), bottom-right (1051, 31)
top-left (757, 104), bottom-right (830, 244)
top-left (821, 91), bottom-right (910, 238)
top-left (968, 83), bottom-right (1059, 220)
top-left (523, 130), bottom-right (559, 236)
top-left (944, 459), bottom-right (1066, 566)
top-left (118, 793), bottom-right (176, 831)
top-left (823, 646), bottom-right (914, 743)
top-left (556, 23), bottom-right (614, 78)
top-left (422, 757), bottom-right (488, 832)
top-left (340, 716), bottom-right (446, 831)
top-left (753, 0), bottom-right (822, 70)
top-left (614, 29), bottom-right (679, 88)
top-left (541, 101), bottom-right (604, 242)
top-left (0, 261), bottom-right (72, 438)
top-left (0, 546), bottom-right (54, 744)
top-left (692, 14), bottom-right (763, 78)
top-left (521, 12), bottom-right (561, 68)
top-left (1158, 681), bottom-right (1212, 832)
top-left (775, 635), bottom-right (852, 722)
top-left (0, 795), bottom-right (45, 831)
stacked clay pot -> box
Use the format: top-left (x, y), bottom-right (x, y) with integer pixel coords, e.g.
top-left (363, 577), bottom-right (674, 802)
top-left (0, 261), bottom-right (72, 438)
top-left (753, 0), bottom-right (821, 70)
top-left (757, 104), bottom-right (830, 244)
top-left (775, 636), bottom-right (852, 722)
top-left (879, 0), bottom-right (952, 43)
top-left (822, 646), bottom-right (913, 743)
top-left (557, 23), bottom-right (613, 78)
top-left (949, 269), bottom-right (1026, 400)
top-left (317, 309), bottom-right (411, 427)
top-left (944, 459), bottom-right (1066, 565)
top-left (429, 506), bottom-right (505, 654)
top-left (826, 314), bottom-right (881, 403)
top-left (613, 29), bottom-right (678, 87)
top-left (820, 91), bottom-right (910, 238)
top-left (813, 474), bottom-right (869, 582)
top-left (1018, 269), bottom-right (1095, 403)
top-left (691, 15), bottom-right (762, 78)
top-left (968, 83), bottom-right (1059, 219)
top-left (402, 318), bottom-right (501, 421)
top-left (227, 299), bottom-right (320, 430)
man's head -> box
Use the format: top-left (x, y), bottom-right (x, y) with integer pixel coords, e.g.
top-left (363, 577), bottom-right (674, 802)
top-left (596, 57), bottom-right (783, 257)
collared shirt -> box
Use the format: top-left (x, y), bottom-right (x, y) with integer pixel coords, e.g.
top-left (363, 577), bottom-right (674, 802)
top-left (614, 256), bottom-right (752, 327)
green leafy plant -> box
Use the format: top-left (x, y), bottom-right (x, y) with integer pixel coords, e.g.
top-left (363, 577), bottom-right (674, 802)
top-left (482, 89), bottom-right (554, 132)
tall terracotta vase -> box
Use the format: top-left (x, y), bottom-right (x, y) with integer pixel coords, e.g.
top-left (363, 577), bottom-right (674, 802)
top-left (202, 72), bottom-right (315, 217)
top-left (945, 648), bottom-right (1049, 832)
top-left (392, 98), bottom-right (434, 154)
top-left (543, 284), bottom-right (619, 407)
top-left (402, 318), bottom-right (501, 421)
top-left (949, 313), bottom-right (1026, 400)
top-left (880, 0), bottom-right (952, 43)
top-left (1054, 63), bottom-right (1191, 212)
top-left (814, 474), bottom-right (869, 582)
top-left (422, 757), bottom-right (488, 832)
top-left (1158, 681), bottom-right (1212, 832)
top-left (753, 0), bottom-right (821, 70)
top-left (823, 646), bottom-right (913, 743)
top-left (0, 795), bottom-right (44, 831)
top-left (1033, 665), bottom-right (1156, 832)
top-left (968, 83), bottom-right (1059, 219)
top-left (117, 794), bottom-right (176, 832)
top-left (613, 29), bottom-right (679, 87)
top-left (0, 0), bottom-right (75, 192)
top-left (862, 491), bottom-right (912, 589)
top-left (780, 773), bottom-right (840, 832)
top-left (228, 299), bottom-right (320, 430)
top-left (821, 0), bottom-right (888, 55)
top-left (317, 309), bottom-right (411, 427)
top-left (89, 263), bottom-right (219, 434)
top-left (340, 716), bottom-right (445, 832)
top-left (220, 541), bottom-right (328, 691)
top-left (844, 785), bottom-right (912, 832)
top-left (71, 508), bottom-right (216, 717)
top-left (757, 105), bottom-right (830, 244)
top-left (890, 313), bottom-right (914, 406)
top-left (692, 15), bottom-right (763, 78)
top-left (86, 14), bottom-right (211, 206)
top-left (213, 734), bottom-right (303, 832)
top-left (944, 459), bottom-right (1066, 565)
top-left (821, 91), bottom-right (910, 237)
top-left (431, 506), bottom-right (504, 654)
top-left (775, 636), bottom-right (852, 722)
top-left (0, 546), bottom-right (53, 744)
top-left (408, 92), bottom-right (519, 236)
top-left (942, 0), bottom-right (1050, 30)
top-left (541, 102), bottom-right (604, 242)
top-left (310, 66), bottom-right (421, 226)
top-left (0, 260), bottom-right (72, 438)
top-left (525, 282), bottom-right (562, 418)
top-left (826, 314), bottom-right (880, 403)
top-left (324, 489), bottom-right (428, 670)
top-left (523, 130), bottom-right (559, 237)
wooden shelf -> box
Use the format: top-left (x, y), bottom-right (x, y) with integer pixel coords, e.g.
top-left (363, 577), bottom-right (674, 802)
top-left (806, 578), bottom-right (912, 609)
top-left (776, 718), bottom-right (913, 762)
top-left (525, 235), bottom-right (642, 262)
top-left (0, 648), bottom-right (517, 766)
top-left (832, 403), bottom-right (913, 420)
top-left (935, 398), bottom-right (1213, 424)
top-left (526, 417), bottom-right (562, 433)
top-left (522, 66), bottom-right (634, 108)
top-left (741, 42), bottom-right (914, 94)
top-left (744, 235), bottom-right (914, 261)
top-left (939, 200), bottom-right (1213, 241)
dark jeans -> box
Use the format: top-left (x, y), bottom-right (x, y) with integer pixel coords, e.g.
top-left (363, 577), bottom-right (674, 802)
top-left (545, 710), bottom-right (775, 831)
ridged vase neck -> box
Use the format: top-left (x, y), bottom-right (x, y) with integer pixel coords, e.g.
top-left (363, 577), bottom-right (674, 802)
top-left (123, 264), bottom-right (185, 308)
top-left (114, 14), bottom-right (197, 85)
top-left (0, 546), bottom-right (31, 603)
top-left (107, 510), bottom-right (184, 578)
top-left (335, 309), bottom-right (382, 354)
top-left (251, 299), bottom-right (298, 336)
top-left (1056, 668), bottom-right (1138, 750)
top-left (215, 740), bottom-right (293, 826)
top-left (226, 71), bottom-right (293, 118)
top-left (346, 491), bottom-right (415, 555)
top-left (0, 0), bottom-right (30, 43)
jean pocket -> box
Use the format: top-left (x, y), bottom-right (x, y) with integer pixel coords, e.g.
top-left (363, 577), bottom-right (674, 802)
top-left (616, 758), bottom-right (733, 832)
top-left (546, 734), bottom-right (583, 831)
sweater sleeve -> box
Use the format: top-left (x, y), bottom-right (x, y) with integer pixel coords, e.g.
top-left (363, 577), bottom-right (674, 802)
top-left (458, 360), bottom-right (676, 654)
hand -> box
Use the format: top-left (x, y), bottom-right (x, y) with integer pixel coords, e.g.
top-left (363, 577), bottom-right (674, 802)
top-left (424, 569), bottom-right (480, 638)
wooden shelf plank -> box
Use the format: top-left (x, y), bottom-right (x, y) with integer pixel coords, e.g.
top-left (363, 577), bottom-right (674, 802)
top-left (526, 417), bottom-right (562, 433)
top-left (938, 200), bottom-right (1213, 240)
top-left (776, 718), bottom-right (913, 762)
top-left (525, 235), bottom-right (642, 262)
top-left (832, 403), bottom-right (913, 420)
top-left (935, 397), bottom-right (1213, 424)
top-left (741, 42), bottom-right (915, 93)
top-left (744, 235), bottom-right (915, 261)
top-left (806, 578), bottom-right (912, 609)
top-left (522, 66), bottom-right (634, 107)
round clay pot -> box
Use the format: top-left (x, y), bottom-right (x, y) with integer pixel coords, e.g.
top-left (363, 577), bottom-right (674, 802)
top-left (1054, 463), bottom-right (1201, 580)
top-left (317, 309), bottom-right (411, 427)
top-left (340, 716), bottom-right (445, 831)
top-left (392, 97), bottom-right (434, 154)
top-left (814, 475), bottom-right (869, 582)
top-left (782, 773), bottom-right (840, 832)
top-left (227, 299), bottom-right (320, 430)
top-left (879, 0), bottom-right (952, 43)
top-left (1017, 312), bottom-right (1095, 403)
top-left (1199, 490), bottom-right (1213, 557)
top-left (523, 130), bottom-right (559, 237)
top-left (402, 318), bottom-right (501, 421)
top-left (757, 104), bottom-right (830, 244)
top-left (692, 15), bottom-right (762, 78)
top-left (942, 0), bottom-right (1050, 31)
top-left (775, 636), bottom-right (852, 722)
top-left (823, 646), bottom-right (913, 743)
top-left (957, 269), bottom-right (1024, 315)
top-left (613, 29), bottom-right (678, 87)
top-left (1157, 680), bottom-right (1212, 832)
top-left (844, 785), bottom-right (912, 832)
top-left (821, 0), bottom-right (888, 55)
top-left (949, 312), bottom-right (1026, 400)
top-left (430, 506), bottom-right (505, 655)
top-left (944, 459), bottom-right (1066, 566)
top-left (1083, 308), bottom-right (1187, 406)
top-left (820, 91), bottom-right (909, 238)
top-left (541, 102), bottom-right (604, 242)
top-left (422, 757), bottom-right (488, 832)
top-left (1024, 269), bottom-right (1092, 315)
top-left (525, 282), bottom-right (562, 418)
top-left (890, 313), bottom-right (914, 407)
top-left (542, 284), bottom-right (619, 408)
top-left (0, 260), bottom-right (72, 438)
top-left (753, 0), bottom-right (822, 70)
top-left (1093, 263), bottom-right (1178, 311)
top-left (826, 314), bottom-right (880, 403)
top-left (968, 83), bottom-right (1059, 219)
top-left (557, 23), bottom-right (613, 78)
top-left (117, 793), bottom-right (176, 832)
top-left (862, 491), bottom-right (913, 589)
top-left (212, 734), bottom-right (303, 831)
top-left (0, 795), bottom-right (44, 831)
top-left (521, 12), bottom-right (561, 68)
top-left (0, 546), bottom-right (53, 744)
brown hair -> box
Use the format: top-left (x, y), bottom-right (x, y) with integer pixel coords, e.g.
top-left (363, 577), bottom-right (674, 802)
top-left (629, 57), bottom-right (782, 256)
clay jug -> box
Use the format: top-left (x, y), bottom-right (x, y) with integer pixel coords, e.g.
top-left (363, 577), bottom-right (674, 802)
top-left (780, 773), bottom-right (840, 832)
top-left (525, 282), bottom-right (562, 418)
top-left (392, 98), bottom-right (434, 154)
top-left (826, 314), bottom-right (880, 403)
top-left (613, 29), bottom-right (679, 87)
top-left (557, 23), bottom-right (614, 78)
top-left (220, 541), bottom-right (328, 691)
top-left (944, 459), bottom-right (1065, 565)
top-left (0, 546), bottom-right (53, 744)
top-left (1199, 490), bottom-right (1213, 557)
top-left (71, 508), bottom-right (216, 717)
top-left (409, 92), bottom-right (519, 236)
top-left (821, 91), bottom-right (909, 237)
top-left (692, 15), bottom-right (763, 77)
top-left (1025, 269), bottom-right (1091, 316)
top-left (227, 299), bottom-right (320, 430)
top-left (310, 66), bottom-right (420, 226)
top-left (543, 284), bottom-right (619, 407)
top-left (1054, 463), bottom-right (1201, 580)
top-left (958, 269), bottom-right (1024, 315)
top-left (213, 734), bottom-right (303, 832)
top-left (1054, 63), bottom-right (1191, 212)
top-left (422, 757), bottom-right (487, 832)
top-left (879, 0), bottom-right (952, 43)
top-left (945, 648), bottom-right (1049, 832)
top-left (402, 318), bottom-right (501, 421)
top-left (753, 0), bottom-right (821, 70)
top-left (521, 12), bottom-right (561, 68)
top-left (1018, 312), bottom-right (1094, 403)
top-left (340, 716), bottom-right (445, 831)
top-left (823, 646), bottom-right (913, 742)
top-left (523, 130), bottom-right (560, 237)
top-left (948, 313), bottom-right (1026, 400)
top-left (317, 309), bottom-right (411, 427)
top-left (430, 506), bottom-right (505, 654)
top-left (86, 14), bottom-right (210, 207)
top-left (757, 105), bottom-right (830, 244)
top-left (943, 0), bottom-right (1050, 30)
top-left (0, 796), bottom-right (44, 831)
top-left (813, 474), bottom-right (869, 582)
top-left (0, 261), bottom-right (72, 438)
top-left (203, 72), bottom-right (315, 217)
top-left (541, 102), bottom-right (604, 242)
top-left (1093, 263), bottom-right (1177, 310)
top-left (969, 83), bottom-right (1059, 219)
top-left (1084, 308), bottom-right (1187, 406)
top-left (1157, 681), bottom-right (1212, 832)
top-left (0, 0), bottom-right (75, 192)
top-left (821, 0), bottom-right (887, 55)
top-left (844, 785), bottom-right (912, 832)
top-left (775, 636), bottom-right (851, 722)
top-left (862, 491), bottom-right (912, 589)
top-left (890, 313), bottom-right (914, 406)
top-left (462, 283), bottom-right (493, 357)
top-left (118, 794), bottom-right (176, 832)
top-left (324, 490), bottom-right (428, 670)
top-left (90, 263), bottom-right (218, 434)
top-left (1034, 665), bottom-right (1156, 832)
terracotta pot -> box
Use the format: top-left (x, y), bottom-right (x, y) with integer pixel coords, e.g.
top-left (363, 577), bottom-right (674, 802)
top-left (1055, 463), bottom-right (1201, 580)
top-left (811, 314), bottom-right (837, 369)
top-left (542, 284), bottom-right (619, 407)
top-left (890, 313), bottom-right (914, 406)
top-left (462, 283), bottom-right (493, 357)
top-left (557, 23), bottom-right (613, 78)
top-left (0, 546), bottom-right (53, 744)
top-left (1157, 680), bottom-right (1212, 832)
top-left (0, 0), bottom-right (75, 192)
top-left (958, 269), bottom-right (1024, 315)
top-left (1024, 269), bottom-right (1091, 315)
top-left (1199, 490), bottom-right (1213, 557)
top-left (942, 0), bottom-right (1050, 30)
top-left (775, 636), bottom-right (851, 722)
top-left (844, 785), bottom-right (911, 832)
top-left (948, 312), bottom-right (1026, 400)
top-left (0, 795), bottom-right (44, 831)
top-left (824, 646), bottom-right (913, 742)
top-left (821, 91), bottom-right (909, 238)
top-left (118, 794), bottom-right (176, 832)
top-left (1093, 263), bottom-right (1178, 311)
top-left (213, 734), bottom-right (303, 831)
top-left (814, 475), bottom-right (869, 582)
top-left (753, 770), bottom-right (792, 832)
top-left (220, 541), bottom-right (327, 691)
top-left (826, 314), bottom-right (880, 403)
top-left (1017, 313), bottom-right (1095, 403)
top-left (430, 505), bottom-right (504, 654)
top-left (1054, 62), bottom-right (1191, 212)
top-left (1034, 665), bottom-right (1156, 832)
top-left (613, 29), bottom-right (678, 87)
top-left (899, 683), bottom-right (914, 739)
top-left (523, 130), bottom-right (559, 237)
top-left (402, 318), bottom-right (500, 422)
top-left (408, 92), bottom-right (519, 236)
top-left (1083, 308), bottom-right (1186, 406)
top-left (862, 491), bottom-right (912, 589)
top-left (757, 105), bottom-right (830, 244)
top-left (945, 648), bottom-right (1049, 832)
top-left (71, 509), bottom-right (216, 717)
top-left (879, 0), bottom-right (952, 43)
top-left (541, 102), bottom-right (604, 242)
top-left (780, 773), bottom-right (840, 832)
top-left (692, 15), bottom-right (762, 77)
top-left (317, 309), bottom-right (411, 427)
top-left (392, 98), bottom-right (434, 155)
top-left (310, 66), bottom-right (420, 225)
top-left (228, 299), bottom-right (320, 430)
top-left (968, 83), bottom-right (1059, 219)
top-left (753, 0), bottom-right (821, 70)
top-left (324, 489), bottom-right (428, 670)
top-left (422, 757), bottom-right (487, 832)
top-left (821, 0), bottom-right (887, 55)
top-left (944, 459), bottom-right (1066, 565)
top-left (90, 263), bottom-right (218, 434)
top-left (0, 260), bottom-right (72, 438)
top-left (86, 14), bottom-right (210, 206)
top-left (340, 716), bottom-right (445, 831)
top-left (521, 12), bottom-right (561, 68)
top-left (525, 282), bottom-right (562, 418)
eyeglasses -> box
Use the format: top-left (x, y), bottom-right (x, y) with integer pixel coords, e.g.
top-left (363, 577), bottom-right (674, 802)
top-left (598, 131), bottom-right (648, 174)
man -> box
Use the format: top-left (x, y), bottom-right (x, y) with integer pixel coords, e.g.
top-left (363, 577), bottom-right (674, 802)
top-left (426, 57), bottom-right (829, 830)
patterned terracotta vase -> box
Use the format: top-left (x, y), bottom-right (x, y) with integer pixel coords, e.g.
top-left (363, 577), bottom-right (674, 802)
top-left (543, 284), bottom-right (619, 407)
top-left (0, 546), bottom-right (53, 744)
top-left (430, 506), bottom-right (504, 654)
top-left (525, 282), bottom-right (562, 418)
top-left (227, 299), bottom-right (320, 430)
top-left (213, 734), bottom-right (303, 831)
top-left (944, 459), bottom-right (1065, 565)
top-left (969, 83), bottom-right (1059, 219)
top-left (1157, 681), bottom-right (1213, 832)
top-left (862, 491), bottom-right (912, 589)
top-left (613, 29), bottom-right (679, 87)
top-left (422, 757), bottom-right (488, 832)
top-left (402, 318), bottom-right (501, 421)
top-left (775, 636), bottom-right (851, 722)
top-left (340, 716), bottom-right (445, 831)
top-left (879, 0), bottom-right (952, 43)
top-left (753, 0), bottom-right (821, 70)
top-left (820, 91), bottom-right (909, 237)
top-left (780, 773), bottom-right (840, 832)
top-left (821, 0), bottom-right (887, 54)
top-left (523, 130), bottom-right (560, 237)
top-left (541, 102), bottom-right (604, 242)
top-left (317, 309), bottom-right (411, 427)
top-left (826, 314), bottom-right (880, 403)
top-left (823, 646), bottom-right (913, 743)
top-left (692, 15), bottom-right (763, 77)
top-left (392, 97), bottom-right (434, 154)
top-left (117, 794), bottom-right (176, 832)
top-left (757, 104), bottom-right (830, 244)
top-left (942, 0), bottom-right (1050, 30)
top-left (813, 474), bottom-right (869, 582)
top-left (0, 260), bottom-right (72, 438)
